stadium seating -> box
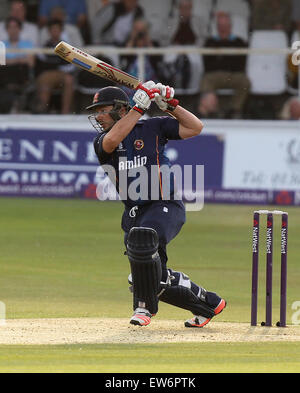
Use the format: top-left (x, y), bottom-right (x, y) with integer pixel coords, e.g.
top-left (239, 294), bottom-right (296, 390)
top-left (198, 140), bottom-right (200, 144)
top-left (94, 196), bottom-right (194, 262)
top-left (246, 30), bottom-right (288, 94)
top-left (139, 0), bottom-right (172, 44)
top-left (163, 49), bottom-right (203, 95)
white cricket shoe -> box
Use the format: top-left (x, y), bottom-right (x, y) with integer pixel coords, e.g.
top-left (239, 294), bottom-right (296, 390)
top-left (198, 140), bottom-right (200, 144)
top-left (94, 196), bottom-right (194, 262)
top-left (184, 299), bottom-right (227, 328)
top-left (130, 307), bottom-right (152, 326)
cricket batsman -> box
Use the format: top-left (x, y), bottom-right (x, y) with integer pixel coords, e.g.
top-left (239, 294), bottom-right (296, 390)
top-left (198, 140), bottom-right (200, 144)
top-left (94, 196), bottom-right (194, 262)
top-left (87, 81), bottom-right (226, 327)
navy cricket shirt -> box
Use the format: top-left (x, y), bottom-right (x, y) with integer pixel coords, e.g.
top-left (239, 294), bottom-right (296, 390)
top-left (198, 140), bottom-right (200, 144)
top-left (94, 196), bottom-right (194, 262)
top-left (94, 116), bottom-right (182, 208)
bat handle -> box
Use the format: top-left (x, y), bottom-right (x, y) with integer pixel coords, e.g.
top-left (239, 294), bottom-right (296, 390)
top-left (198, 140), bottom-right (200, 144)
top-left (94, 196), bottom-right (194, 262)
top-left (136, 83), bottom-right (160, 98)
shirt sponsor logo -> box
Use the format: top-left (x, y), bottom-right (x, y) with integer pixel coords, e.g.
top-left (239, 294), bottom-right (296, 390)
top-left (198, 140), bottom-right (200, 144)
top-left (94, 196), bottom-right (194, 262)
top-left (118, 155), bottom-right (147, 170)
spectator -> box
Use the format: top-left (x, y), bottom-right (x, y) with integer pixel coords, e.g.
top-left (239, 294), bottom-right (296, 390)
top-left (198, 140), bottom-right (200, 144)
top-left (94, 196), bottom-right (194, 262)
top-left (251, 0), bottom-right (292, 32)
top-left (122, 18), bottom-right (161, 80)
top-left (201, 12), bottom-right (250, 118)
top-left (38, 0), bottom-right (87, 28)
top-left (87, 0), bottom-right (111, 24)
top-left (279, 97), bottom-right (300, 120)
top-left (164, 0), bottom-right (206, 47)
top-left (24, 0), bottom-right (39, 23)
top-left (35, 20), bottom-right (74, 114)
top-left (120, 18), bottom-right (164, 104)
top-left (3, 17), bottom-right (34, 68)
top-left (161, 0), bottom-right (204, 99)
top-left (39, 6), bottom-right (84, 47)
top-left (91, 0), bottom-right (144, 46)
top-left (196, 92), bottom-right (220, 119)
top-left (0, 0), bottom-right (39, 46)
top-left (0, 17), bottom-right (34, 113)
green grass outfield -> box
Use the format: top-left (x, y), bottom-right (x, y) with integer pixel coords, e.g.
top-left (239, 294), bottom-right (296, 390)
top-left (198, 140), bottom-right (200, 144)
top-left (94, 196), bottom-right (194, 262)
top-left (0, 197), bottom-right (300, 373)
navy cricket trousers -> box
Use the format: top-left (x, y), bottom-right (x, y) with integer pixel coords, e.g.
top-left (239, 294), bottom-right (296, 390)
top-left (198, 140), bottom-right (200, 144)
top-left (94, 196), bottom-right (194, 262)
top-left (122, 200), bottom-right (186, 281)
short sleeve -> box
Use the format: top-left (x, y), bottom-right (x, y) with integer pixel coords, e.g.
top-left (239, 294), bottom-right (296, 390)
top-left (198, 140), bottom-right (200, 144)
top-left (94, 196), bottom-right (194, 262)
top-left (93, 133), bottom-right (112, 165)
top-left (158, 116), bottom-right (181, 140)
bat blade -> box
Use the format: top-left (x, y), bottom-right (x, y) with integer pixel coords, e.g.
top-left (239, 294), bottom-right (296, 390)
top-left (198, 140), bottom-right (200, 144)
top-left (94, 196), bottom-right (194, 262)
top-left (54, 41), bottom-right (141, 90)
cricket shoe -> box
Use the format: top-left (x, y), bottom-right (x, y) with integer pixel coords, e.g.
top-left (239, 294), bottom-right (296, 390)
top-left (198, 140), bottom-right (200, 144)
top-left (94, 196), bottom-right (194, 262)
top-left (130, 307), bottom-right (152, 326)
top-left (184, 299), bottom-right (227, 328)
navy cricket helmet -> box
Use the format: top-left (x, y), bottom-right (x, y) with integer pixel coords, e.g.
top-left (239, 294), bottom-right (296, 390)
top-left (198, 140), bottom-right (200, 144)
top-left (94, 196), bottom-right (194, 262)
top-left (86, 86), bottom-right (131, 112)
top-left (86, 87), bottom-right (131, 132)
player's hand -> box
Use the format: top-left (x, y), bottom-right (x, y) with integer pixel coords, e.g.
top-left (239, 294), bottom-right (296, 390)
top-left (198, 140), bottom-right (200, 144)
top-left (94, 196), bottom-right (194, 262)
top-left (154, 83), bottom-right (179, 112)
top-left (132, 81), bottom-right (160, 115)
top-left (156, 83), bottom-right (175, 101)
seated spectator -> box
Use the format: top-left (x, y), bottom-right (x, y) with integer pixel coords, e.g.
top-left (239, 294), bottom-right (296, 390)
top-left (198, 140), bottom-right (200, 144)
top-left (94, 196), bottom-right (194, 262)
top-left (38, 0), bottom-right (87, 28)
top-left (35, 19), bottom-right (75, 114)
top-left (24, 0), bottom-right (39, 23)
top-left (160, 0), bottom-right (204, 97)
top-left (279, 97), bottom-right (300, 120)
top-left (201, 12), bottom-right (250, 118)
top-left (91, 0), bottom-right (144, 46)
top-left (251, 0), bottom-right (292, 32)
top-left (120, 18), bottom-right (165, 104)
top-left (39, 6), bottom-right (84, 47)
top-left (122, 18), bottom-right (162, 81)
top-left (0, 17), bottom-right (34, 113)
top-left (165, 0), bottom-right (206, 47)
top-left (196, 92), bottom-right (220, 119)
top-left (3, 17), bottom-right (34, 68)
top-left (0, 0), bottom-right (39, 46)
top-left (87, 0), bottom-right (111, 25)
top-left (38, 0), bottom-right (89, 42)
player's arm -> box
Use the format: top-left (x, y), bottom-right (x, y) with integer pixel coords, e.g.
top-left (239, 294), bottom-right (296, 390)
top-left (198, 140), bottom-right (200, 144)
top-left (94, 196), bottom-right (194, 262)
top-left (102, 110), bottom-right (141, 153)
top-left (155, 83), bottom-right (203, 140)
top-left (102, 81), bottom-right (159, 153)
top-left (168, 105), bottom-right (203, 140)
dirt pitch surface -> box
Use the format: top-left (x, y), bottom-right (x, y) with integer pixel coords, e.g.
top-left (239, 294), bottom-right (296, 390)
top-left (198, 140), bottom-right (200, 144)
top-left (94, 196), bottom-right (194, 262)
top-left (0, 318), bottom-right (300, 345)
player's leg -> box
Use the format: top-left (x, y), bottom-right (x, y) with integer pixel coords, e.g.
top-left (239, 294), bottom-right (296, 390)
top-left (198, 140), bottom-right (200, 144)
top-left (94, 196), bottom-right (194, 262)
top-left (126, 226), bottom-right (162, 326)
top-left (124, 201), bottom-right (185, 326)
top-left (137, 200), bottom-right (186, 281)
top-left (159, 269), bottom-right (226, 328)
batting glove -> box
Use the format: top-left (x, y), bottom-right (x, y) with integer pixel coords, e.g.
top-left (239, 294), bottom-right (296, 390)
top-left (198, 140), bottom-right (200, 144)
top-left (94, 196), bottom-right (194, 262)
top-left (154, 83), bottom-right (179, 112)
top-left (132, 81), bottom-right (160, 115)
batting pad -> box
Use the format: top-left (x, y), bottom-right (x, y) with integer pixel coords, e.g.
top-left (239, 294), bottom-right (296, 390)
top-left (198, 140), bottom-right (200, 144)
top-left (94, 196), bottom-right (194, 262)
top-left (126, 227), bottom-right (162, 315)
top-left (160, 284), bottom-right (216, 319)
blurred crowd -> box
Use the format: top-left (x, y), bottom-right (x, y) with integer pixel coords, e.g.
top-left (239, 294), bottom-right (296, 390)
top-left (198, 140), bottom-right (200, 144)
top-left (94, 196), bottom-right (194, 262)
top-left (0, 0), bottom-right (300, 120)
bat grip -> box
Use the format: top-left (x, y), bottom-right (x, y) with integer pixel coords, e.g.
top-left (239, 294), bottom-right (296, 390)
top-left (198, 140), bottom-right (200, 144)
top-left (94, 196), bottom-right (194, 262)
top-left (136, 83), bottom-right (160, 99)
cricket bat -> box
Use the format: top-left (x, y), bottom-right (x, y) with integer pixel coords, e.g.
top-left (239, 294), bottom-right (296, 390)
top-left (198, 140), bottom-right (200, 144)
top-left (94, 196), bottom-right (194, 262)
top-left (54, 41), bottom-right (141, 90)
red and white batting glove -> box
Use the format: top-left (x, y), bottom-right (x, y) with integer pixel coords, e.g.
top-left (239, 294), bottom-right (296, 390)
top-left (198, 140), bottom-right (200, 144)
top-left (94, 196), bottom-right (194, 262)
top-left (132, 81), bottom-right (160, 115)
top-left (154, 83), bottom-right (179, 112)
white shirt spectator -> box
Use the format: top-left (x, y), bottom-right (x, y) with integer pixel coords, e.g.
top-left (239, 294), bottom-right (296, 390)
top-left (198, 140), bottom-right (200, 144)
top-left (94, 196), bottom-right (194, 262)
top-left (0, 20), bottom-right (39, 46)
top-left (0, 0), bottom-right (39, 46)
top-left (91, 0), bottom-right (144, 45)
top-left (40, 23), bottom-right (84, 47)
